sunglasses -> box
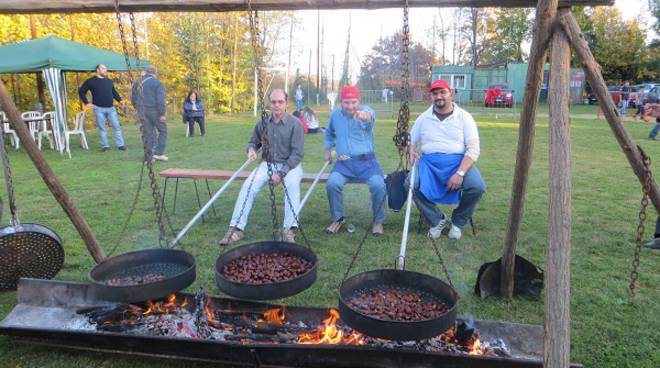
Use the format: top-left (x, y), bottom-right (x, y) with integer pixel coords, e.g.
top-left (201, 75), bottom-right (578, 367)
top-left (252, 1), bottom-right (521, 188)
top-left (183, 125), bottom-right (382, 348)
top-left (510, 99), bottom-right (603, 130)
top-left (270, 100), bottom-right (286, 105)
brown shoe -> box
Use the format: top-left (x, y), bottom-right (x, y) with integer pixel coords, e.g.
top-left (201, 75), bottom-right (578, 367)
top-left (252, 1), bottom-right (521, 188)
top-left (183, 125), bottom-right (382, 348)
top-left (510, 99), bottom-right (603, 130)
top-left (325, 218), bottom-right (345, 234)
top-left (372, 223), bottom-right (384, 237)
top-left (219, 227), bottom-right (243, 246)
top-left (280, 229), bottom-right (296, 243)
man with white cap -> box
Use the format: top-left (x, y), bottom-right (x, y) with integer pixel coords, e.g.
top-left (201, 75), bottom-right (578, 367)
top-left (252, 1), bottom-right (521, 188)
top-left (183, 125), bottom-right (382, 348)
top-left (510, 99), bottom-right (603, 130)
top-left (324, 85), bottom-right (386, 236)
top-left (407, 79), bottom-right (486, 240)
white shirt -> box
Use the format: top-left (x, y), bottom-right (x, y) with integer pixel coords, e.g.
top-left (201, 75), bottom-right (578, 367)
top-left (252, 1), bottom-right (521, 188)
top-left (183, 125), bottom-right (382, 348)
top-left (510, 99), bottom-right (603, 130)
top-left (410, 104), bottom-right (480, 161)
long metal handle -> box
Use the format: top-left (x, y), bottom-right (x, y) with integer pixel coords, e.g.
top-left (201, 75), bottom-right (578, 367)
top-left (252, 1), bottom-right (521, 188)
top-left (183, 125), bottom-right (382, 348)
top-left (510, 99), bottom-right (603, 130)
top-left (397, 165), bottom-right (415, 270)
top-left (168, 156), bottom-right (255, 248)
top-left (296, 159), bottom-right (331, 214)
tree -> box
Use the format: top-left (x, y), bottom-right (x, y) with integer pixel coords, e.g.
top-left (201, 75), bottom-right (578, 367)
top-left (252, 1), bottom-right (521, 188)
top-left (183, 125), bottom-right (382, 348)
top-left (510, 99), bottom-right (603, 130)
top-left (357, 32), bottom-right (437, 91)
top-left (479, 8), bottom-right (532, 64)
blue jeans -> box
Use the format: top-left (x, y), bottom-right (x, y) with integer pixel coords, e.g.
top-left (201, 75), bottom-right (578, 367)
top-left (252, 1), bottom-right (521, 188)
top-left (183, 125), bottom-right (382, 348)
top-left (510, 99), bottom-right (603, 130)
top-left (296, 99), bottom-right (303, 111)
top-left (326, 171), bottom-right (386, 224)
top-left (230, 162), bottom-right (302, 230)
top-left (92, 106), bottom-right (125, 148)
top-left (620, 98), bottom-right (629, 115)
top-left (405, 165), bottom-right (486, 228)
top-left (649, 122), bottom-right (660, 138)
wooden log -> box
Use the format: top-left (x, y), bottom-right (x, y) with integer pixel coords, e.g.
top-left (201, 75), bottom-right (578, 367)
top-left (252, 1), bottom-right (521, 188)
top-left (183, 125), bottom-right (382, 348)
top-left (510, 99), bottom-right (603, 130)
top-left (545, 9), bottom-right (572, 367)
top-left (0, 79), bottom-right (107, 263)
top-left (0, 0), bottom-right (614, 14)
top-left (558, 11), bottom-right (660, 214)
top-left (501, 0), bottom-right (558, 298)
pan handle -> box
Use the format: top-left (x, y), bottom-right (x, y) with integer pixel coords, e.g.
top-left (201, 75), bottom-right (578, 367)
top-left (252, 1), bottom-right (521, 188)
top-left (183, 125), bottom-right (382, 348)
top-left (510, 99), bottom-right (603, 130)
top-left (295, 155), bottom-right (333, 215)
top-left (168, 154), bottom-right (257, 249)
top-left (397, 165), bottom-right (416, 270)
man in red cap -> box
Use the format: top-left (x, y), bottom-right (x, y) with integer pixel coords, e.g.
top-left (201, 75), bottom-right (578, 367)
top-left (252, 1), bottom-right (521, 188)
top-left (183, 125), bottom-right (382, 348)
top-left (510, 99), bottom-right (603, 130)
top-left (406, 79), bottom-right (486, 240)
top-left (323, 85), bottom-right (386, 236)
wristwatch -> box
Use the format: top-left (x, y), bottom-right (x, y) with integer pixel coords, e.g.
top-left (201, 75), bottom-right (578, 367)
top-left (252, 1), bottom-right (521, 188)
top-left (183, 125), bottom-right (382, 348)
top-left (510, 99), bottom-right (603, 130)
top-left (456, 170), bottom-right (466, 177)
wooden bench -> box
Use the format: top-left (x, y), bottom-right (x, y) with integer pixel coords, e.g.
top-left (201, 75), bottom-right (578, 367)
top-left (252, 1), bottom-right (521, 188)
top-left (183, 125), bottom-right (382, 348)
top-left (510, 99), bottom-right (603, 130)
top-left (159, 168), bottom-right (330, 217)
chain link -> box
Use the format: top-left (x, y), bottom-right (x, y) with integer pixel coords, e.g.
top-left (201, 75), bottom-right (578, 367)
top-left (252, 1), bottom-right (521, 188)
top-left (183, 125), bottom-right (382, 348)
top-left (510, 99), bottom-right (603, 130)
top-left (114, 1), bottom-right (175, 248)
top-left (0, 122), bottom-right (18, 225)
top-left (629, 147), bottom-right (651, 297)
top-left (429, 236), bottom-right (455, 289)
top-left (392, 0), bottom-right (411, 170)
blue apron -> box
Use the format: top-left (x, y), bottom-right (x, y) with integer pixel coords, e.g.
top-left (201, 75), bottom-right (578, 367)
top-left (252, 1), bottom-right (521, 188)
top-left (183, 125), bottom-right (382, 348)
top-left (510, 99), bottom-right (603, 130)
top-left (418, 152), bottom-right (463, 205)
top-left (331, 153), bottom-right (383, 181)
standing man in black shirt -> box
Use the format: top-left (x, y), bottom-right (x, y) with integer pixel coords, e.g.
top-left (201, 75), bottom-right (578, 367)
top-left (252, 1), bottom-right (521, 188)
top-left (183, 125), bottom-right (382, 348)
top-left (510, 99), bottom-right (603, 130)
top-left (78, 64), bottom-right (127, 151)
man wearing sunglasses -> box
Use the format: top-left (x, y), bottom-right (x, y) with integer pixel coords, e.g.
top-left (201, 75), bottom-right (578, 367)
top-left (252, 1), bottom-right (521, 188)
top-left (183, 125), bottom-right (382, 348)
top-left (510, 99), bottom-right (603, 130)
top-left (406, 79), bottom-right (486, 240)
top-left (219, 88), bottom-right (305, 245)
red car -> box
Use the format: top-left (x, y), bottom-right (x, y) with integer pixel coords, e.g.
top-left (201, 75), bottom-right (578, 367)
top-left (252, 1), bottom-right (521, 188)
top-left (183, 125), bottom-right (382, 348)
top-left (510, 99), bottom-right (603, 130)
top-left (484, 83), bottom-right (514, 108)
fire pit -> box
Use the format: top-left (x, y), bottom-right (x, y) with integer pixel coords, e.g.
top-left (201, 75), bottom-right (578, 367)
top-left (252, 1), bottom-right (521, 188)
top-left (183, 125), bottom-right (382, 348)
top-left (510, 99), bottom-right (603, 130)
top-left (0, 279), bottom-right (583, 368)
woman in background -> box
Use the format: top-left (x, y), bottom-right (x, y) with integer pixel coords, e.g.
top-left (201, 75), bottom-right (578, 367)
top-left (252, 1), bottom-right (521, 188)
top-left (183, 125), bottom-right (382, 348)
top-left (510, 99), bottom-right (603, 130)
top-left (302, 106), bottom-right (321, 134)
top-left (182, 91), bottom-right (205, 137)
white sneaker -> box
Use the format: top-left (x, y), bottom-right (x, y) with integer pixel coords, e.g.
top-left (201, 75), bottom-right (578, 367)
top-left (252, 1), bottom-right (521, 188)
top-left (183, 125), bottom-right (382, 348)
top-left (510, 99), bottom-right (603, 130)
top-left (153, 154), bottom-right (169, 161)
top-left (448, 224), bottom-right (462, 240)
top-left (428, 216), bottom-right (450, 239)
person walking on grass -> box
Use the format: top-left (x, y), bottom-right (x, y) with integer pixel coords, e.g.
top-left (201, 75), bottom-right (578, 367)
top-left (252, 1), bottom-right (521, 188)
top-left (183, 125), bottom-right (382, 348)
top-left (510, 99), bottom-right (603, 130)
top-left (131, 64), bottom-right (168, 162)
top-left (78, 63), bottom-right (127, 152)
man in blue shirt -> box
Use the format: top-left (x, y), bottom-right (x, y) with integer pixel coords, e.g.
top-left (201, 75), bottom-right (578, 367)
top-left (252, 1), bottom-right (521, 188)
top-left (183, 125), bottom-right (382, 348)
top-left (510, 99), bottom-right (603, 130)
top-left (324, 86), bottom-right (385, 236)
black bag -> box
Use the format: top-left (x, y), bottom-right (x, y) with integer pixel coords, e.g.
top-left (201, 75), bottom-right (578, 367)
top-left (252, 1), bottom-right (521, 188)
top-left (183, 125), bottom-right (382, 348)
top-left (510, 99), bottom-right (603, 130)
top-left (385, 170), bottom-right (409, 212)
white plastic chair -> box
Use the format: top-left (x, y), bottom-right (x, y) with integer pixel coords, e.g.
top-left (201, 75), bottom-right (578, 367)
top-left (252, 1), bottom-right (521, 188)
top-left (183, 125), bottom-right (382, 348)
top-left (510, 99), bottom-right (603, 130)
top-left (65, 111), bottom-right (89, 158)
top-left (38, 112), bottom-right (58, 151)
top-left (20, 111), bottom-right (41, 142)
top-left (0, 111), bottom-right (19, 150)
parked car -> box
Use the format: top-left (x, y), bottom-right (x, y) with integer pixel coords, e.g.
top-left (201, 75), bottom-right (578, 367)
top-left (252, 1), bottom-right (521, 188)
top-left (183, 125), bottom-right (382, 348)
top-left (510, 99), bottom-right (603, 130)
top-left (484, 83), bottom-right (513, 108)
top-left (627, 85), bottom-right (641, 108)
top-left (587, 85), bottom-right (621, 105)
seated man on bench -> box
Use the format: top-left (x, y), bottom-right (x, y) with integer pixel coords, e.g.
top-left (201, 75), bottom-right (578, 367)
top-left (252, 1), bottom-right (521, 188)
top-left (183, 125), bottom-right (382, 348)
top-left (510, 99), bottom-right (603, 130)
top-left (324, 86), bottom-right (386, 236)
top-left (219, 89), bottom-right (305, 245)
top-left (407, 79), bottom-right (486, 241)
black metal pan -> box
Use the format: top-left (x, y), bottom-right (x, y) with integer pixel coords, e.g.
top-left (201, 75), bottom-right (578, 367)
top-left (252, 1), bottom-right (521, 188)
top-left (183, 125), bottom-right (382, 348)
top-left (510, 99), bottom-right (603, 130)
top-left (88, 248), bottom-right (195, 303)
top-left (215, 241), bottom-right (317, 300)
top-left (338, 268), bottom-right (458, 341)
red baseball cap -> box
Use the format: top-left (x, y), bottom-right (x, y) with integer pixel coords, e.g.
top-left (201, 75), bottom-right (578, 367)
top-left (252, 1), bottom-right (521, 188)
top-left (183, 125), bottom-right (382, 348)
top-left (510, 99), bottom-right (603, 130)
top-left (340, 86), bottom-right (361, 101)
top-left (429, 79), bottom-right (451, 92)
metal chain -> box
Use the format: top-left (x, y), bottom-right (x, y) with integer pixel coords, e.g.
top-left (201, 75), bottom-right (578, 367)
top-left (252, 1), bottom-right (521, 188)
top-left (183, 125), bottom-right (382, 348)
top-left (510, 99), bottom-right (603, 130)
top-left (281, 180), bottom-right (312, 248)
top-left (429, 236), bottom-right (455, 289)
top-left (0, 123), bottom-right (19, 225)
top-left (223, 164), bottom-right (260, 249)
top-left (247, 1), bottom-right (281, 240)
top-left (114, 1), bottom-right (173, 248)
top-left (392, 0), bottom-right (411, 170)
top-left (629, 147), bottom-right (651, 297)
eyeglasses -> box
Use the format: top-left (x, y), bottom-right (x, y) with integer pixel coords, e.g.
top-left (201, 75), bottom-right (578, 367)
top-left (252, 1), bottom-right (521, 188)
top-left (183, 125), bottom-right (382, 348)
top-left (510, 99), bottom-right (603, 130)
top-left (270, 100), bottom-right (286, 105)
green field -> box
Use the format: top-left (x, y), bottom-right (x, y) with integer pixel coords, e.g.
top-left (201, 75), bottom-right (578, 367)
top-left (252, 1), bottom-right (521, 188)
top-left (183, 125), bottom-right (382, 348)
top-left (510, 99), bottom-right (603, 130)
top-left (0, 103), bottom-right (658, 367)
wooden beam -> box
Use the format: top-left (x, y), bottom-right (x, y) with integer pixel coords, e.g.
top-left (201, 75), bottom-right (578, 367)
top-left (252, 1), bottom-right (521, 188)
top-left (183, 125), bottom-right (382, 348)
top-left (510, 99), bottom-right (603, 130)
top-left (501, 0), bottom-right (558, 298)
top-left (0, 0), bottom-right (614, 14)
top-left (0, 79), bottom-right (107, 264)
top-left (558, 11), bottom-right (660, 214)
top-left (545, 8), bottom-right (572, 367)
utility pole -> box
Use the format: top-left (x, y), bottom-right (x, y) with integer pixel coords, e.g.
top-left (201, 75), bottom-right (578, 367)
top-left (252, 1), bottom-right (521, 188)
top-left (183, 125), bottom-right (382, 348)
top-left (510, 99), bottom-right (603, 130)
top-left (68, 15), bottom-right (83, 110)
top-left (316, 10), bottom-right (320, 106)
top-left (285, 13), bottom-right (294, 94)
top-left (29, 15), bottom-right (46, 109)
top-left (331, 54), bottom-right (335, 91)
top-left (307, 49), bottom-right (311, 107)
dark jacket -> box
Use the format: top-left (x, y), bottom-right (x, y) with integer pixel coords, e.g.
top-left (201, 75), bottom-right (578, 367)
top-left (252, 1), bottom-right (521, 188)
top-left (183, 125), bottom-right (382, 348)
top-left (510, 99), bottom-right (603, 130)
top-left (182, 101), bottom-right (205, 123)
top-left (131, 74), bottom-right (166, 116)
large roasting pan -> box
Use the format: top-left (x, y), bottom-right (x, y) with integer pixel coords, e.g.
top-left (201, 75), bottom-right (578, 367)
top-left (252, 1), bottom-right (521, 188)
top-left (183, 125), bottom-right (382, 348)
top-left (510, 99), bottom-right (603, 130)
top-left (338, 268), bottom-right (458, 341)
top-left (215, 241), bottom-right (317, 300)
top-left (88, 248), bottom-right (196, 303)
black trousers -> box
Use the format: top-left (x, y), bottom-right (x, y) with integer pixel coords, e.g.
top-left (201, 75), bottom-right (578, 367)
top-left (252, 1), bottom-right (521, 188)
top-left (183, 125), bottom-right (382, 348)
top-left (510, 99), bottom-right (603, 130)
top-left (186, 116), bottom-right (205, 136)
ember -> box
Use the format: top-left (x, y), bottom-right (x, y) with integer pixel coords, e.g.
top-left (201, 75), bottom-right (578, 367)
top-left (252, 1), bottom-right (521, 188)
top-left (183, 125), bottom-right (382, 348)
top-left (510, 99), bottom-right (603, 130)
top-left (348, 287), bottom-right (448, 321)
top-left (103, 273), bottom-right (166, 286)
top-left (222, 252), bottom-right (312, 284)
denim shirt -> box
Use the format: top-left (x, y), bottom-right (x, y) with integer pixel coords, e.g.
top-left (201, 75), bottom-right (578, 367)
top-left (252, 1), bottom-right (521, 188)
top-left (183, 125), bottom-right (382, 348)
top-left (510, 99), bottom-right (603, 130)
top-left (324, 106), bottom-right (376, 157)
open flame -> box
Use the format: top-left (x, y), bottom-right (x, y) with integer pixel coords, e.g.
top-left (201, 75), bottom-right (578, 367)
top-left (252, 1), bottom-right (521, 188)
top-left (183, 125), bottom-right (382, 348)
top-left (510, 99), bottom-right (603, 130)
top-left (259, 306), bottom-right (286, 325)
top-left (297, 309), bottom-right (365, 345)
top-left (468, 338), bottom-right (482, 355)
top-left (143, 294), bottom-right (188, 316)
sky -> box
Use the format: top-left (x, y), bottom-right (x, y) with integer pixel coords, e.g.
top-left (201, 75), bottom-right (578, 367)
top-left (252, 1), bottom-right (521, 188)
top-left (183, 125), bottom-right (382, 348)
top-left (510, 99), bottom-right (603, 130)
top-left (280, 0), bottom-right (652, 85)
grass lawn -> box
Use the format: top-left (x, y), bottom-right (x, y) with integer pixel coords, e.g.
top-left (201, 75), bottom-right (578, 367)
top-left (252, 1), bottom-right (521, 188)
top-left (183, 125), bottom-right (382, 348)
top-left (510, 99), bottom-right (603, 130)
top-left (0, 103), bottom-right (658, 367)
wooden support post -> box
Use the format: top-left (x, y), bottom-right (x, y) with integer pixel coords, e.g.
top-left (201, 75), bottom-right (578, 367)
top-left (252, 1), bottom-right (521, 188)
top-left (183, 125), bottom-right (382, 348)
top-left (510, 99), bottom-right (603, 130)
top-left (0, 79), bottom-right (107, 263)
top-left (545, 8), bottom-right (572, 367)
top-left (558, 11), bottom-right (660, 214)
top-left (501, 0), bottom-right (558, 298)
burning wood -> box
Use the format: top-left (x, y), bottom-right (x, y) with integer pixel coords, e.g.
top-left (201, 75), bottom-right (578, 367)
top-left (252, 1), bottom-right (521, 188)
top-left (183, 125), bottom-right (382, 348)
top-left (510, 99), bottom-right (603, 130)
top-left (77, 290), bottom-right (509, 358)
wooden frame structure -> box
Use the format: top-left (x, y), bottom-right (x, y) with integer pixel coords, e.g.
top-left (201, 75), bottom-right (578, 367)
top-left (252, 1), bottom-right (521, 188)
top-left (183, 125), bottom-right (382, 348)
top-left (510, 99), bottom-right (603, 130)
top-left (0, 0), bottom-right (653, 367)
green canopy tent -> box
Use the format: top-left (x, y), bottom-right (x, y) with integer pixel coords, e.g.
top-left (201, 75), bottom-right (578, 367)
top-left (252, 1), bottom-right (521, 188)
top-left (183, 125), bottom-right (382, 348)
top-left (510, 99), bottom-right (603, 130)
top-left (0, 35), bottom-right (147, 157)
